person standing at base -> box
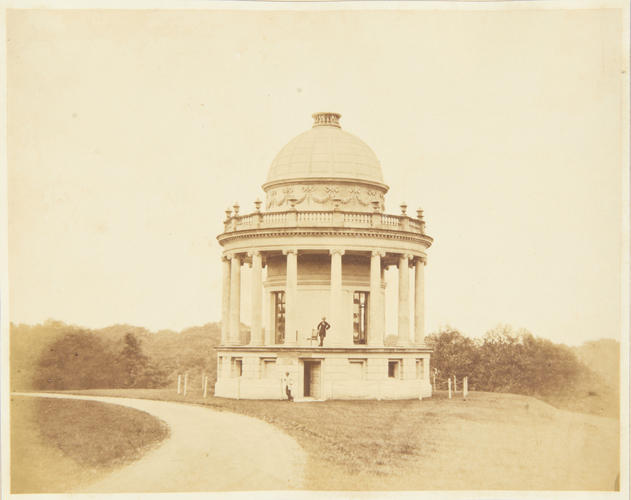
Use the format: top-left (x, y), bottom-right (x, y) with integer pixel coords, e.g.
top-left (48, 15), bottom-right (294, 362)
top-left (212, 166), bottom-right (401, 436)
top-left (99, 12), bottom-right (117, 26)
top-left (316, 316), bottom-right (330, 347)
top-left (281, 372), bottom-right (294, 401)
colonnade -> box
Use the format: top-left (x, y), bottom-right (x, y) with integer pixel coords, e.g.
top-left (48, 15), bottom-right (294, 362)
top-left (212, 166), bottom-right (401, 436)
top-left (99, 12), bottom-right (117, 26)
top-left (220, 249), bottom-right (426, 347)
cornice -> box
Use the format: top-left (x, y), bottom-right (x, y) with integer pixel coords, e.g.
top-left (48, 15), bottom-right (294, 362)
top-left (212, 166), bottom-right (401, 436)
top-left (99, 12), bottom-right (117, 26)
top-left (261, 177), bottom-right (389, 193)
top-left (217, 227), bottom-right (434, 247)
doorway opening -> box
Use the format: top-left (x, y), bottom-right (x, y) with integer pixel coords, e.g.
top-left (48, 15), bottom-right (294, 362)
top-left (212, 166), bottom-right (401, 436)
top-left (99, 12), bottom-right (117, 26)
top-left (303, 360), bottom-right (322, 399)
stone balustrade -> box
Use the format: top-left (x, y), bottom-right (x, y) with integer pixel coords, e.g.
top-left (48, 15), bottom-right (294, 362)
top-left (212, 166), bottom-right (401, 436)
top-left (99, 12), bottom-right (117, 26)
top-left (224, 209), bottom-right (426, 234)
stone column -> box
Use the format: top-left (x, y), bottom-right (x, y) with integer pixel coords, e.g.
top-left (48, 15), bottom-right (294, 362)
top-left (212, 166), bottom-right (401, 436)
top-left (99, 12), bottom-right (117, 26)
top-left (381, 264), bottom-right (388, 340)
top-left (329, 249), bottom-right (345, 345)
top-left (262, 260), bottom-right (270, 345)
top-left (229, 253), bottom-right (242, 345)
top-left (397, 253), bottom-right (411, 346)
top-left (220, 255), bottom-right (231, 345)
top-left (283, 249), bottom-right (298, 345)
top-left (369, 250), bottom-right (385, 346)
top-left (249, 250), bottom-right (263, 345)
top-left (414, 257), bottom-right (426, 345)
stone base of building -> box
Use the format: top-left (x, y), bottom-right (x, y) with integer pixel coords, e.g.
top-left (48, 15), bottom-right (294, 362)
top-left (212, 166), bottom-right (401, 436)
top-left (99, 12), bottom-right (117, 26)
top-left (214, 345), bottom-right (432, 400)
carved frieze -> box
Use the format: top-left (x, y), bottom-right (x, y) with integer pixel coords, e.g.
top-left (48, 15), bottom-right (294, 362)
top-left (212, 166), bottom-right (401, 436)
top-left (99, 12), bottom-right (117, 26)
top-left (265, 183), bottom-right (385, 212)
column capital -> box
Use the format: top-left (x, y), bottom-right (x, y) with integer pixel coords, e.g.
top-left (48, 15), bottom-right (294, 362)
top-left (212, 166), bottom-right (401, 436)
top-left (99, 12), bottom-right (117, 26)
top-left (371, 249), bottom-right (386, 258)
top-left (398, 253), bottom-right (415, 269)
top-left (227, 252), bottom-right (244, 264)
top-left (414, 256), bottom-right (427, 265)
top-left (221, 254), bottom-right (232, 263)
top-left (247, 250), bottom-right (261, 258)
top-left (225, 252), bottom-right (244, 263)
top-left (282, 248), bottom-right (298, 256)
top-left (329, 248), bottom-right (345, 256)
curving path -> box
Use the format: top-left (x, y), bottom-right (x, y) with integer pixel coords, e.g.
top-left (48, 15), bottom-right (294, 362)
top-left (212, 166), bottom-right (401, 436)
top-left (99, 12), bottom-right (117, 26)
top-left (13, 393), bottom-right (306, 492)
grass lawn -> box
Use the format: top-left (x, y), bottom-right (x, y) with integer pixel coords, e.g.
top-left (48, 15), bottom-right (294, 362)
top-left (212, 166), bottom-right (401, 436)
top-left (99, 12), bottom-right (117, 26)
top-left (65, 388), bottom-right (620, 491)
top-left (10, 395), bottom-right (170, 493)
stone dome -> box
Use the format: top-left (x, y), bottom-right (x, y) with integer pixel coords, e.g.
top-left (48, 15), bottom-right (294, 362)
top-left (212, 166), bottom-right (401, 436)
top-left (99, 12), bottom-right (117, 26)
top-left (265, 112), bottom-right (386, 187)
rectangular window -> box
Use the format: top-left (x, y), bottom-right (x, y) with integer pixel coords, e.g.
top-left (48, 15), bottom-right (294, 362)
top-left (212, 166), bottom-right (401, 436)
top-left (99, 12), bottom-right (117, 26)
top-left (217, 356), bottom-right (223, 378)
top-left (388, 360), bottom-right (401, 379)
top-left (353, 291), bottom-right (369, 345)
top-left (416, 359), bottom-right (425, 379)
top-left (273, 291), bottom-right (286, 344)
top-left (231, 358), bottom-right (243, 378)
top-left (348, 359), bottom-right (366, 380)
top-left (260, 358), bottom-right (276, 379)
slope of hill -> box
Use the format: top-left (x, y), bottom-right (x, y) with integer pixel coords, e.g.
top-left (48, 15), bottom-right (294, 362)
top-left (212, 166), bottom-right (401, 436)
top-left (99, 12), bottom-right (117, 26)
top-left (572, 339), bottom-right (620, 389)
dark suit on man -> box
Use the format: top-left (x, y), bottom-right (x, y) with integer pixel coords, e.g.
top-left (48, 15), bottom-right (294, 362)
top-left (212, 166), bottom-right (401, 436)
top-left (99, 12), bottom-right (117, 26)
top-left (317, 320), bottom-right (330, 347)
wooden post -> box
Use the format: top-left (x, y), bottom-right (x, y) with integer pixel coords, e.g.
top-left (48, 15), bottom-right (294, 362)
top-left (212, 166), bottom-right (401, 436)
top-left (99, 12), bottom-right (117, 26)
top-left (453, 375), bottom-right (457, 393)
top-left (177, 374), bottom-right (181, 394)
top-left (433, 369), bottom-right (436, 392)
top-left (203, 376), bottom-right (208, 398)
top-left (448, 377), bottom-right (452, 399)
top-left (463, 376), bottom-right (468, 399)
top-left (201, 372), bottom-right (205, 391)
top-left (184, 373), bottom-right (188, 396)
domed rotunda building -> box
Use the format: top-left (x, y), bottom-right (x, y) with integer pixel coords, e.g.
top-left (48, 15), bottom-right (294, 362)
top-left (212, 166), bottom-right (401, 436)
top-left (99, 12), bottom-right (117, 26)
top-left (214, 112), bottom-right (433, 400)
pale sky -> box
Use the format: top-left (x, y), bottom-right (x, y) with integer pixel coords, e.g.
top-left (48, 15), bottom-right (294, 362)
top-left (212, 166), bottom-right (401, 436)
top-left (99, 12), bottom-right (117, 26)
top-left (6, 6), bottom-right (627, 345)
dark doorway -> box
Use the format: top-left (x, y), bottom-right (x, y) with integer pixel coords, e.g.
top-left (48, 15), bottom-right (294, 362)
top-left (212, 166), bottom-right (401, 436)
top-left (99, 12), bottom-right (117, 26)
top-left (303, 360), bottom-right (322, 399)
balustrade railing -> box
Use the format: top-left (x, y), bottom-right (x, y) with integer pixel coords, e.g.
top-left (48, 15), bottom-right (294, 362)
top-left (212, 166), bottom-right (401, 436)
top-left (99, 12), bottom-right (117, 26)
top-left (262, 212), bottom-right (286, 225)
top-left (344, 212), bottom-right (372, 225)
top-left (224, 209), bottom-right (426, 235)
top-left (380, 214), bottom-right (400, 226)
top-left (297, 211), bottom-right (333, 224)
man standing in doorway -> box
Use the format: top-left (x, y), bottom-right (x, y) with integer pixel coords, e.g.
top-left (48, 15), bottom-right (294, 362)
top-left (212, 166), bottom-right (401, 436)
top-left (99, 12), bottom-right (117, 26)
top-left (317, 316), bottom-right (330, 347)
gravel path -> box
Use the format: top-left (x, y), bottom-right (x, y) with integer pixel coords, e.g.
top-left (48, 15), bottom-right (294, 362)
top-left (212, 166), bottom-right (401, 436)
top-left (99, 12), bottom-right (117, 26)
top-left (13, 393), bottom-right (306, 492)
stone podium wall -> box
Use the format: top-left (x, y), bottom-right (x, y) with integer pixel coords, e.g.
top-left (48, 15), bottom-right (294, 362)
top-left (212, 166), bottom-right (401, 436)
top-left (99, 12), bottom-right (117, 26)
top-left (214, 349), bottom-right (432, 400)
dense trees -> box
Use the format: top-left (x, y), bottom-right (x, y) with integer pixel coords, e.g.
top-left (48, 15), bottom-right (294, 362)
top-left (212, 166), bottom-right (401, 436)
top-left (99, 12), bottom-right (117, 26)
top-left (33, 330), bottom-right (171, 390)
top-left (11, 322), bottom-right (175, 391)
top-left (426, 325), bottom-right (596, 396)
top-left (424, 328), bottom-right (478, 385)
top-left (10, 321), bottom-right (224, 391)
top-left (35, 331), bottom-right (119, 390)
top-left (12, 319), bottom-right (617, 403)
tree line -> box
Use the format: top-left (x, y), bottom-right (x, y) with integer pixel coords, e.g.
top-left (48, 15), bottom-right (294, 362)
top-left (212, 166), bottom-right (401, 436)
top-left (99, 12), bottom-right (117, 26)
top-left (34, 331), bottom-right (169, 390)
top-left (10, 320), bottom-right (223, 391)
top-left (426, 325), bottom-right (603, 397)
top-left (11, 320), bottom-right (617, 401)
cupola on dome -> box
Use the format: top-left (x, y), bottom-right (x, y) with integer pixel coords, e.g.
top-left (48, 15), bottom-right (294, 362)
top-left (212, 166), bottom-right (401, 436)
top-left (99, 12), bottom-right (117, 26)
top-left (265, 112), bottom-right (385, 186)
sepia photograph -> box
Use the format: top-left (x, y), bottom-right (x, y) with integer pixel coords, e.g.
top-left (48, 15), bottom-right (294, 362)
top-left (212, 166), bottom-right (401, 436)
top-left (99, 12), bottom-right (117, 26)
top-left (1, 2), bottom-right (629, 499)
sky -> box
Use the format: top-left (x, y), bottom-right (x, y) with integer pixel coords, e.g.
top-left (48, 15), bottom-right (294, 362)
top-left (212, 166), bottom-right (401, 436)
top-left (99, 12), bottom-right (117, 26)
top-left (6, 6), bottom-right (627, 346)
